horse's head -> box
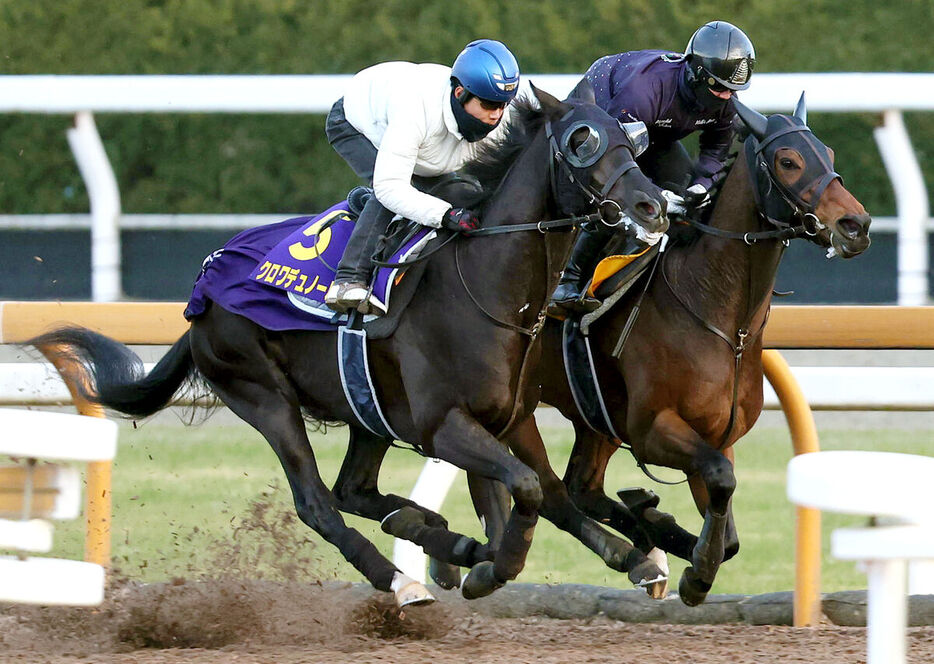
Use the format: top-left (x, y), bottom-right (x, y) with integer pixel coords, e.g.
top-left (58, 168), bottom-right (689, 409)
top-left (532, 82), bottom-right (668, 237)
top-left (735, 94), bottom-right (871, 258)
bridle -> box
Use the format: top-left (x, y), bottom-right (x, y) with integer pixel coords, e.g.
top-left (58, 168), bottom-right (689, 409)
top-left (544, 115), bottom-right (642, 228)
top-left (745, 121), bottom-right (843, 237)
top-left (659, 119), bottom-right (843, 450)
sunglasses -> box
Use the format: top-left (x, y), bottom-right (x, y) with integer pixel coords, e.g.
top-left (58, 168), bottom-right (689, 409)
top-left (476, 97), bottom-right (508, 111)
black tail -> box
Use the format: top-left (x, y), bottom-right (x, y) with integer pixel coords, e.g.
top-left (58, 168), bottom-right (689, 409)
top-left (27, 327), bottom-right (196, 418)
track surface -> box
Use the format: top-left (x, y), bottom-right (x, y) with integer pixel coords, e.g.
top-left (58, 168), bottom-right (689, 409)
top-left (4, 579), bottom-right (934, 663)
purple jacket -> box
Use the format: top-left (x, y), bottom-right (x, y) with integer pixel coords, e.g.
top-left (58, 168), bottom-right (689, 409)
top-left (585, 49), bottom-right (735, 190)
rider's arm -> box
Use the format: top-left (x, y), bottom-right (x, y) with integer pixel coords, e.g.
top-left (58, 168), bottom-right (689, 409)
top-left (694, 118), bottom-right (734, 190)
top-left (371, 110), bottom-right (452, 229)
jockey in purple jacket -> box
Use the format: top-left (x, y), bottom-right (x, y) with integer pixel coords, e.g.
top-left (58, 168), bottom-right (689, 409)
top-left (550, 21), bottom-right (756, 314)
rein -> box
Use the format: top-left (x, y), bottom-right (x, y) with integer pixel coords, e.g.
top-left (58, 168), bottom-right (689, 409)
top-left (371, 213), bottom-right (602, 270)
top-left (476, 116), bottom-right (641, 439)
top-left (660, 236), bottom-right (780, 449)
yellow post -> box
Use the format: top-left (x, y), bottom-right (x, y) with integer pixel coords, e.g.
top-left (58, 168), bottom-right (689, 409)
top-left (44, 348), bottom-right (112, 568)
top-left (762, 349), bottom-right (821, 626)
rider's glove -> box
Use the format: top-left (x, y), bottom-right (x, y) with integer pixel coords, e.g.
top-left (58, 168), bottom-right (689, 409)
top-left (683, 183), bottom-right (711, 209)
top-left (441, 207), bottom-right (481, 232)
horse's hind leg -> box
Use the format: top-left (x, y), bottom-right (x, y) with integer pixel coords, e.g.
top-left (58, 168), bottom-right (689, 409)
top-left (332, 426), bottom-right (492, 588)
top-left (189, 322), bottom-right (431, 607)
top-left (563, 423), bottom-right (698, 562)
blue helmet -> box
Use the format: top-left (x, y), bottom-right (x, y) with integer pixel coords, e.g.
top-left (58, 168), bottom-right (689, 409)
top-left (450, 39), bottom-right (520, 104)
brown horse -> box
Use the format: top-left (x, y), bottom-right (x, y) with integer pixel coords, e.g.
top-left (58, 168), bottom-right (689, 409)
top-left (28, 84), bottom-right (670, 607)
top-left (469, 94), bottom-right (872, 605)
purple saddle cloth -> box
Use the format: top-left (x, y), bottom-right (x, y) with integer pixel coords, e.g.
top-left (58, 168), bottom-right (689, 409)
top-left (184, 201), bottom-right (435, 332)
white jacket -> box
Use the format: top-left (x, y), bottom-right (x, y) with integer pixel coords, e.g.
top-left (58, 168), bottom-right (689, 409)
top-left (342, 61), bottom-right (527, 228)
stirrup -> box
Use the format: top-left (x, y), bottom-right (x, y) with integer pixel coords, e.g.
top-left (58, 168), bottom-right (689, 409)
top-left (325, 281), bottom-right (387, 316)
top-left (547, 291), bottom-right (601, 316)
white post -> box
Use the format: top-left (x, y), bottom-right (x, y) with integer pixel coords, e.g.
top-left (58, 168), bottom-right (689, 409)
top-left (866, 559), bottom-right (908, 664)
top-left (392, 459), bottom-right (461, 582)
top-left (66, 111), bottom-right (122, 302)
top-left (873, 109), bottom-right (930, 306)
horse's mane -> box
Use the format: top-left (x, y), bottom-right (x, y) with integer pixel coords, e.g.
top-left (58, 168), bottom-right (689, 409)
top-left (460, 99), bottom-right (545, 209)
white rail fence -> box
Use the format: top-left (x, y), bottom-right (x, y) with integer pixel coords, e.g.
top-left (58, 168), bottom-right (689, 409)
top-left (4, 362), bottom-right (934, 411)
top-left (0, 73), bottom-right (930, 304)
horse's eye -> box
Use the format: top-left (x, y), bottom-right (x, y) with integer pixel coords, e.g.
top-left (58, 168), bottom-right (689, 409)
top-left (779, 157), bottom-right (797, 169)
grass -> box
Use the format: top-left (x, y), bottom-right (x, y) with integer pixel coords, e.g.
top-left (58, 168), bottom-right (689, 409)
top-left (18, 414), bottom-right (934, 596)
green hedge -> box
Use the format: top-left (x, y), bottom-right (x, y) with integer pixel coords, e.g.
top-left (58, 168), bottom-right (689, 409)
top-left (0, 0), bottom-right (930, 215)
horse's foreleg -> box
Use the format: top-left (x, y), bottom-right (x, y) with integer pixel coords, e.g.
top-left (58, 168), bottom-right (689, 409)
top-left (507, 416), bottom-right (666, 590)
top-left (686, 447), bottom-right (740, 562)
top-left (331, 426), bottom-right (488, 588)
top-left (564, 424), bottom-right (698, 561)
top-left (637, 409), bottom-right (736, 607)
top-left (428, 408), bottom-right (542, 600)
top-left (466, 472), bottom-right (510, 551)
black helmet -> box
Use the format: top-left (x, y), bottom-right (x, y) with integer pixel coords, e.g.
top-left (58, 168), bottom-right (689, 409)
top-left (685, 21), bottom-right (755, 91)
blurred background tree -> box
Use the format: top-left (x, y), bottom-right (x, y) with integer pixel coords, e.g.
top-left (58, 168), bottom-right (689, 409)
top-left (0, 0), bottom-right (929, 216)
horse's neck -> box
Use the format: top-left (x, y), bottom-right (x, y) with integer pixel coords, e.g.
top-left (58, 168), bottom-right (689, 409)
top-left (673, 149), bottom-right (783, 331)
top-left (484, 135), bottom-right (552, 223)
top-left (458, 131), bottom-right (572, 319)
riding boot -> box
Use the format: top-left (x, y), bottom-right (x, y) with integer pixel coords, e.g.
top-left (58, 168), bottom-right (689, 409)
top-left (325, 194), bottom-right (394, 315)
top-left (548, 228), bottom-right (608, 315)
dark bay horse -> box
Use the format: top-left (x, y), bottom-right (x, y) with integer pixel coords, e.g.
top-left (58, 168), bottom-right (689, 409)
top-left (28, 84), bottom-right (669, 607)
top-left (501, 95), bottom-right (871, 605)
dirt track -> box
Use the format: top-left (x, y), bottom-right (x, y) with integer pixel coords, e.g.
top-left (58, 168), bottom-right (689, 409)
top-left (4, 579), bottom-right (934, 663)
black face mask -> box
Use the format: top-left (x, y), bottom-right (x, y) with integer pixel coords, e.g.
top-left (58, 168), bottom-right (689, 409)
top-left (450, 91), bottom-right (500, 142)
top-left (694, 84), bottom-right (731, 112)
top-left (680, 66), bottom-right (730, 112)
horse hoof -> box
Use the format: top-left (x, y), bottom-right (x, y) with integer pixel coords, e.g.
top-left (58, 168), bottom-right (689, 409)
top-left (429, 558), bottom-right (461, 590)
top-left (391, 572), bottom-right (436, 608)
top-left (642, 547), bottom-right (669, 599)
top-left (461, 561), bottom-right (504, 600)
top-left (380, 506), bottom-right (426, 537)
top-left (627, 558), bottom-right (666, 588)
top-left (677, 566), bottom-right (711, 607)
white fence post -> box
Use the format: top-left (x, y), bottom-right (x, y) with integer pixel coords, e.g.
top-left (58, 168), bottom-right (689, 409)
top-left (392, 459), bottom-right (461, 583)
top-left (66, 111), bottom-right (122, 302)
top-left (874, 110), bottom-right (930, 306)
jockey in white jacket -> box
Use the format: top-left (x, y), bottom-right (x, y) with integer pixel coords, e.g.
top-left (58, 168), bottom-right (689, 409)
top-left (324, 39), bottom-right (524, 315)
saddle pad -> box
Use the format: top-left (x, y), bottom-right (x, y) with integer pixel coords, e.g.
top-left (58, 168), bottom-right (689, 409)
top-left (184, 203), bottom-right (434, 332)
top-left (338, 327), bottom-right (400, 439)
top-left (561, 318), bottom-right (622, 440)
top-left (587, 245), bottom-right (652, 297)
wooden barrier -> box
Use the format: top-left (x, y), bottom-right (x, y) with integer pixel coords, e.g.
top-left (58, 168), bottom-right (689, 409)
top-left (2, 301), bottom-right (933, 624)
top-left (6, 302), bottom-right (934, 348)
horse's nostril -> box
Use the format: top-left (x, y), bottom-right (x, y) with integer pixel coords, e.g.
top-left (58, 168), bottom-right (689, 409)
top-left (636, 202), bottom-right (658, 219)
top-left (839, 218), bottom-right (863, 238)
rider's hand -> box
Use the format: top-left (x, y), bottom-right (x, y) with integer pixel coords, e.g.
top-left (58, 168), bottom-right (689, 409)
top-left (441, 207), bottom-right (481, 232)
top-left (683, 183), bottom-right (711, 209)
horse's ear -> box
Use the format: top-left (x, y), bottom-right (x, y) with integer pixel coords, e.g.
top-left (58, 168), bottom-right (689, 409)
top-left (733, 99), bottom-right (768, 140)
top-left (530, 82), bottom-right (571, 118)
top-left (566, 77), bottom-right (596, 104)
top-left (793, 91), bottom-right (807, 125)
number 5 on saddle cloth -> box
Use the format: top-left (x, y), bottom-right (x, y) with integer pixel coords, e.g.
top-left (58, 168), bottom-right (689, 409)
top-left (184, 193), bottom-right (438, 440)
